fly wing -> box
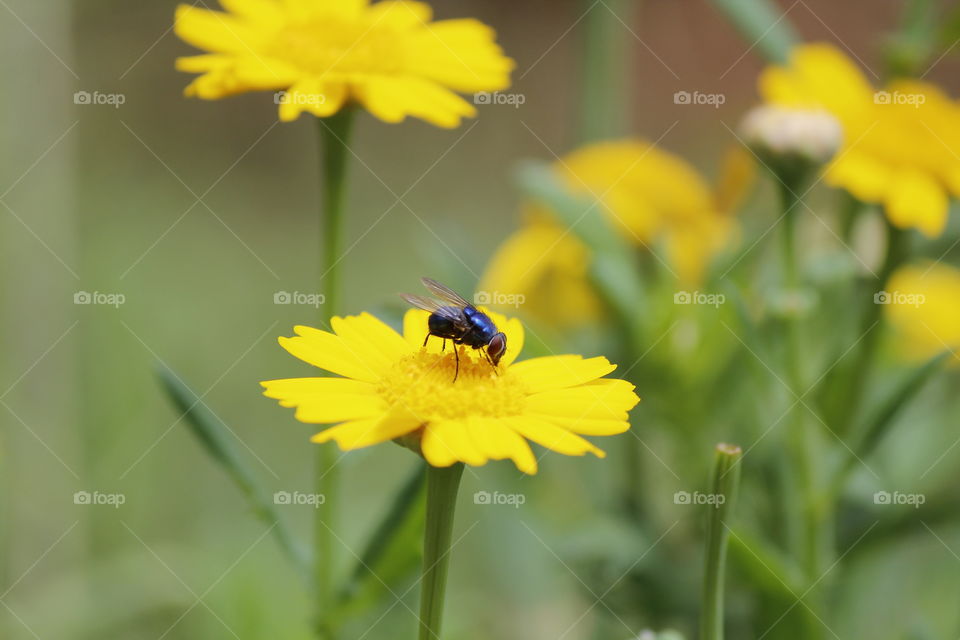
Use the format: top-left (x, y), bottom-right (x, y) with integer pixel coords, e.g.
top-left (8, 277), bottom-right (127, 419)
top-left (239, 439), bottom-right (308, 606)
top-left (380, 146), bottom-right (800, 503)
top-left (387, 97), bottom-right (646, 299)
top-left (421, 277), bottom-right (473, 308)
top-left (399, 293), bottom-right (465, 322)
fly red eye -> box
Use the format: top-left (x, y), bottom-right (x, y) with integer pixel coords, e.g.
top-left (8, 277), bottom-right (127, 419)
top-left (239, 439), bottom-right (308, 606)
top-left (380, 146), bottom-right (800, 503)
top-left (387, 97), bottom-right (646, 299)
top-left (487, 333), bottom-right (507, 366)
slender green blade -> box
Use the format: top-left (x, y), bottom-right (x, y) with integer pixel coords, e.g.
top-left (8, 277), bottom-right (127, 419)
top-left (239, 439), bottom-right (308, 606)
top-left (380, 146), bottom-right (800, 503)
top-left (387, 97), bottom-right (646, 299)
top-left (337, 462), bottom-right (426, 603)
top-left (709, 0), bottom-right (799, 63)
top-left (155, 363), bottom-right (311, 586)
top-left (836, 351), bottom-right (948, 485)
top-left (515, 161), bottom-right (647, 336)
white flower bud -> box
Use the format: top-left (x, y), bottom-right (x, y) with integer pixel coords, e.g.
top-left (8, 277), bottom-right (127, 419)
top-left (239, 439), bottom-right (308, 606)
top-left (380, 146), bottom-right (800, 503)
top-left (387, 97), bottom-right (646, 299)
top-left (741, 106), bottom-right (843, 165)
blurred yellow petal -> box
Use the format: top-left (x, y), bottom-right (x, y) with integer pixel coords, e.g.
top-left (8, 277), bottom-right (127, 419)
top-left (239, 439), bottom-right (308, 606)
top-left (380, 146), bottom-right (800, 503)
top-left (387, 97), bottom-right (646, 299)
top-left (358, 76), bottom-right (476, 128)
top-left (824, 150), bottom-right (890, 203)
top-left (174, 0), bottom-right (512, 126)
top-left (407, 19), bottom-right (514, 92)
top-left (277, 78), bottom-right (347, 120)
top-left (884, 169), bottom-right (948, 238)
top-left (885, 263), bottom-right (960, 362)
top-left (175, 5), bottom-right (262, 54)
top-left (366, 1), bottom-right (432, 27)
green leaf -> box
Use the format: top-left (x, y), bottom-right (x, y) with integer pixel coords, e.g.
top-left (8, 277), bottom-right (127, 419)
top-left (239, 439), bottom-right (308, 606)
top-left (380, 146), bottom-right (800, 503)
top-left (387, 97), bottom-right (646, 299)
top-left (834, 351), bottom-right (949, 487)
top-left (727, 526), bottom-right (805, 602)
top-left (155, 363), bottom-right (311, 586)
top-left (709, 0), bottom-right (799, 63)
top-left (337, 462), bottom-right (426, 604)
top-left (514, 161), bottom-right (647, 339)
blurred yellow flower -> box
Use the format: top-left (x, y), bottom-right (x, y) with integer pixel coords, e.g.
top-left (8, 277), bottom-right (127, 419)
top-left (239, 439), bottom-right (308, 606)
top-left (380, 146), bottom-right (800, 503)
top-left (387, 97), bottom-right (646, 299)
top-left (480, 140), bottom-right (751, 325)
top-left (262, 310), bottom-right (639, 473)
top-left (174, 0), bottom-right (514, 126)
top-left (885, 262), bottom-right (960, 362)
top-left (759, 43), bottom-right (960, 237)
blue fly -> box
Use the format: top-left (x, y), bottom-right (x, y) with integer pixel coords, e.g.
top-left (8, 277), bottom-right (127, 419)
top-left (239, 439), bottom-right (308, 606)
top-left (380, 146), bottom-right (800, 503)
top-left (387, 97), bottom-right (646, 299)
top-left (400, 278), bottom-right (507, 382)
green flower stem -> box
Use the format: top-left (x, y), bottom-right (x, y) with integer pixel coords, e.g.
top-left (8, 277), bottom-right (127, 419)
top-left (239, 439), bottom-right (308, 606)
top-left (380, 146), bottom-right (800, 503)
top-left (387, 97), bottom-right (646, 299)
top-left (418, 463), bottom-right (465, 640)
top-left (834, 223), bottom-right (908, 432)
top-left (580, 0), bottom-right (633, 143)
top-left (701, 444), bottom-right (742, 640)
top-left (777, 182), bottom-right (827, 640)
top-left (314, 108), bottom-right (356, 640)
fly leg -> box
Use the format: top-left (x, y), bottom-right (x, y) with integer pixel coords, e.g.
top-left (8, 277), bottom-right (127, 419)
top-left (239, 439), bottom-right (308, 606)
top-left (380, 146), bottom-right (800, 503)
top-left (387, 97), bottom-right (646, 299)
top-left (452, 345), bottom-right (460, 382)
top-left (442, 338), bottom-right (446, 352)
top-left (482, 349), bottom-right (500, 375)
top-left (422, 333), bottom-right (430, 348)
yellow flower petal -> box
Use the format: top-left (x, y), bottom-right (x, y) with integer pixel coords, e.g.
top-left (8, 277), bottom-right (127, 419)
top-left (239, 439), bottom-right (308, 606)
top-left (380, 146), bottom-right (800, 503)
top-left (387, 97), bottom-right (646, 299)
top-left (174, 5), bottom-right (263, 54)
top-left (510, 355), bottom-right (616, 394)
top-left (465, 417), bottom-right (537, 474)
top-left (824, 150), bottom-right (890, 204)
top-left (219, 0), bottom-right (284, 24)
top-left (422, 419), bottom-right (486, 467)
top-left (357, 76), bottom-right (476, 128)
top-left (261, 377), bottom-right (384, 423)
top-left (406, 19), bottom-right (514, 92)
top-left (884, 169), bottom-right (948, 238)
top-left (366, 1), bottom-right (433, 27)
top-left (526, 379), bottom-right (640, 424)
top-left (508, 415), bottom-right (605, 458)
top-left (885, 262), bottom-right (960, 362)
top-left (310, 409), bottom-right (422, 450)
top-left (278, 78), bottom-right (347, 121)
top-left (278, 321), bottom-right (394, 383)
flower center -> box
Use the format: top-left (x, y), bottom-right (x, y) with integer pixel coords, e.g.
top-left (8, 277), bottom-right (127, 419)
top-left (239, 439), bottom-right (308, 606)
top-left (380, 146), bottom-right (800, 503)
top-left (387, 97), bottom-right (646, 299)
top-left (268, 16), bottom-right (404, 77)
top-left (377, 348), bottom-right (526, 421)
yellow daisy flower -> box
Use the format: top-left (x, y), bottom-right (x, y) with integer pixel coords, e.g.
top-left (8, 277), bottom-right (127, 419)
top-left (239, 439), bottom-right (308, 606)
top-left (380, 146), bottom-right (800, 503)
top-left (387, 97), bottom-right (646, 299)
top-left (261, 309), bottom-right (640, 473)
top-left (174, 0), bottom-right (514, 126)
top-left (884, 262), bottom-right (960, 362)
top-left (479, 140), bottom-right (751, 326)
top-left (759, 43), bottom-right (960, 237)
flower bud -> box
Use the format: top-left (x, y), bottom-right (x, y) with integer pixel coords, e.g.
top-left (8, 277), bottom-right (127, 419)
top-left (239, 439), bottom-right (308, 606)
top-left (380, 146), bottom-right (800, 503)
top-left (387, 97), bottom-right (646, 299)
top-left (740, 106), bottom-right (842, 176)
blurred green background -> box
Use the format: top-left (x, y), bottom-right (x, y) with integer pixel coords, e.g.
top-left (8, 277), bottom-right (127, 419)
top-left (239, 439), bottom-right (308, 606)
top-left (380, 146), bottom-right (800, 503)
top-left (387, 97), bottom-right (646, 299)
top-left (4, 1), bottom-right (960, 638)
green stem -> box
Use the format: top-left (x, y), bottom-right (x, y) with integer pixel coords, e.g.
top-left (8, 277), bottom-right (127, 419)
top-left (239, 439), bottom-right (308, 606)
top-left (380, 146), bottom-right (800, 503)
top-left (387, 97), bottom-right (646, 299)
top-left (835, 223), bottom-right (908, 431)
top-left (701, 443), bottom-right (742, 640)
top-left (318, 108), bottom-right (355, 323)
top-left (418, 463), bottom-right (464, 640)
top-left (579, 0), bottom-right (633, 143)
top-left (777, 182), bottom-right (826, 640)
top-left (314, 108), bottom-right (355, 640)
